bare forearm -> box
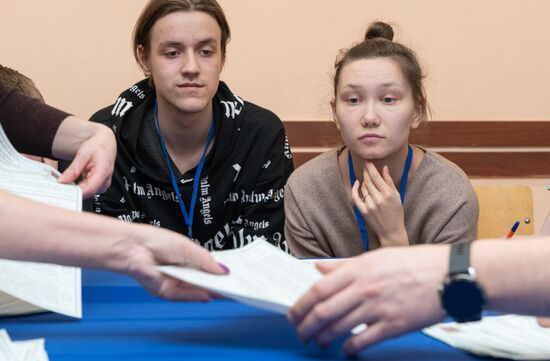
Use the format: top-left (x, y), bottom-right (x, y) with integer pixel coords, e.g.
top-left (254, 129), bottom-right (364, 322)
top-left (51, 116), bottom-right (111, 160)
top-left (0, 190), bottom-right (141, 273)
top-left (473, 238), bottom-right (550, 316)
top-left (52, 116), bottom-right (116, 198)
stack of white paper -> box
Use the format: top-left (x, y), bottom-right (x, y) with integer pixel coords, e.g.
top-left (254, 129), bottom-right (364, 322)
top-left (159, 239), bottom-right (323, 314)
top-left (0, 329), bottom-right (48, 361)
top-left (423, 315), bottom-right (550, 360)
top-left (0, 123), bottom-right (81, 318)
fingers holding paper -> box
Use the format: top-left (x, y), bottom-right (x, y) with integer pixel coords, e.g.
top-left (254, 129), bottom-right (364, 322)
top-left (288, 246), bottom-right (448, 355)
top-left (289, 258), bottom-right (380, 354)
top-left (351, 162), bottom-right (408, 247)
top-left (139, 273), bottom-right (218, 301)
top-left (124, 225), bottom-right (227, 301)
top-left (53, 118), bottom-right (116, 198)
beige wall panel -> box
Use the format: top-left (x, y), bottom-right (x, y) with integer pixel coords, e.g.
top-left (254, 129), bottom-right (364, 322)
top-left (1, 1), bottom-right (549, 233)
top-left (2, 0), bottom-right (550, 120)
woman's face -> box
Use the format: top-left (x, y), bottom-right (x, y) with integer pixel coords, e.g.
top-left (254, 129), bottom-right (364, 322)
top-left (332, 57), bottom-right (421, 161)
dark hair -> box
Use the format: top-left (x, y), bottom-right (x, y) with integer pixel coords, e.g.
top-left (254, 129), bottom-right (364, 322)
top-left (0, 65), bottom-right (44, 102)
top-left (333, 21), bottom-right (429, 121)
top-left (133, 0), bottom-right (231, 64)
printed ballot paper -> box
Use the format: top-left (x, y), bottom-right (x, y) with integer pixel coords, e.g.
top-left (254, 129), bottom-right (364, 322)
top-left (159, 240), bottom-right (323, 314)
top-left (0, 124), bottom-right (82, 318)
top-left (0, 329), bottom-right (48, 361)
top-left (424, 315), bottom-right (550, 360)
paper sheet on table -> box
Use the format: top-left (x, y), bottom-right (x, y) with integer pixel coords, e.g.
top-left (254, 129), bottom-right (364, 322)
top-left (0, 329), bottom-right (48, 361)
top-left (0, 125), bottom-right (60, 177)
top-left (0, 292), bottom-right (43, 316)
top-left (159, 240), bottom-right (323, 314)
top-left (0, 122), bottom-right (81, 318)
top-left (423, 315), bottom-right (550, 360)
top-left (0, 260), bottom-right (81, 318)
top-left (0, 169), bottom-right (81, 210)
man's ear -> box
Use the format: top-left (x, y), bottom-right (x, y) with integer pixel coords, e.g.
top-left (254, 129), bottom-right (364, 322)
top-left (137, 45), bottom-right (151, 76)
top-left (331, 99), bottom-right (341, 130)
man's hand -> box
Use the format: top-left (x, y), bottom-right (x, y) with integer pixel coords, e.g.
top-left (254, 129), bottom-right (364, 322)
top-left (288, 245), bottom-right (449, 356)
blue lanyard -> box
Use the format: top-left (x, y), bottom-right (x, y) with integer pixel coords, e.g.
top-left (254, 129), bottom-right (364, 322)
top-left (348, 145), bottom-right (413, 251)
top-left (154, 99), bottom-right (215, 238)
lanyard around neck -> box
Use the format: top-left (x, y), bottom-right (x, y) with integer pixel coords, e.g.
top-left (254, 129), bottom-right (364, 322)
top-left (348, 145), bottom-right (413, 251)
top-left (154, 99), bottom-right (215, 238)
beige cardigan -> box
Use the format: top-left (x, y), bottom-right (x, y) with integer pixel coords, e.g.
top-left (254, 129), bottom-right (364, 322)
top-left (284, 147), bottom-right (479, 258)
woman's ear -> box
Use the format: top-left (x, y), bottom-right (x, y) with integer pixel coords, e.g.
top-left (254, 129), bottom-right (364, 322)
top-left (411, 104), bottom-right (423, 129)
top-left (137, 45), bottom-right (151, 76)
top-left (331, 99), bottom-right (341, 130)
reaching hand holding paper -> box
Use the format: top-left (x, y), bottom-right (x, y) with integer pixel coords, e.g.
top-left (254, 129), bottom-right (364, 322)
top-left (159, 240), bottom-right (322, 314)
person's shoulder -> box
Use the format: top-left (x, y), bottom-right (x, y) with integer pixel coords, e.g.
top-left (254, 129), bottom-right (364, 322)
top-left (287, 150), bottom-right (339, 190)
top-left (241, 100), bottom-right (284, 132)
top-left (414, 149), bottom-right (475, 198)
top-left (217, 81), bottom-right (282, 132)
top-left (90, 79), bottom-right (153, 127)
top-left (89, 105), bottom-right (115, 126)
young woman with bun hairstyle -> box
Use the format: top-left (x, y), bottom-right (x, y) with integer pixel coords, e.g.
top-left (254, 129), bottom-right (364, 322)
top-left (285, 22), bottom-right (478, 257)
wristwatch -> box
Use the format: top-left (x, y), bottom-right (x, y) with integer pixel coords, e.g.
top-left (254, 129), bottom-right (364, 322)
top-left (439, 242), bottom-right (486, 322)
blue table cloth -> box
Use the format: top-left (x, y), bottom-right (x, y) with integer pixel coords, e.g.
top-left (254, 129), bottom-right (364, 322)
top-left (0, 270), bottom-right (501, 360)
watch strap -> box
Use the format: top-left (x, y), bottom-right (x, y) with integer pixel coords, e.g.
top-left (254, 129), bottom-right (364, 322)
top-left (449, 242), bottom-right (471, 276)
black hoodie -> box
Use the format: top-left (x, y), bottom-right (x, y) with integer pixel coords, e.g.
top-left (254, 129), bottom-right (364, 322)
top-left (85, 79), bottom-right (293, 251)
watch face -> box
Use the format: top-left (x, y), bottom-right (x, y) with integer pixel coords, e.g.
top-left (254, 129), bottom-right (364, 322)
top-left (442, 275), bottom-right (485, 322)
